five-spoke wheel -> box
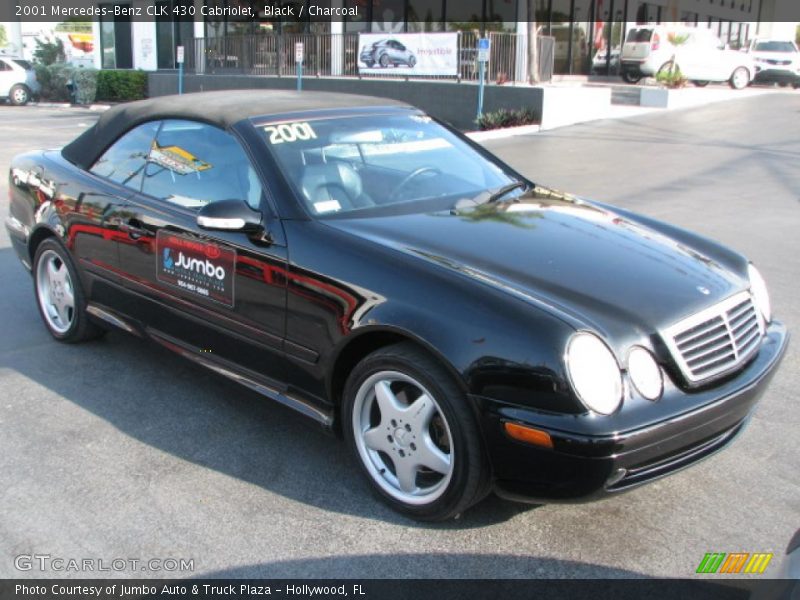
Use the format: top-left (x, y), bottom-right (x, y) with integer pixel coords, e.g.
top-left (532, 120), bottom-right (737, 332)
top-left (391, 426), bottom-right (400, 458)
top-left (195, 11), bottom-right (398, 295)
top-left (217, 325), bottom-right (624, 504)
top-left (343, 343), bottom-right (489, 520)
top-left (33, 239), bottom-right (103, 342)
top-left (353, 371), bottom-right (454, 505)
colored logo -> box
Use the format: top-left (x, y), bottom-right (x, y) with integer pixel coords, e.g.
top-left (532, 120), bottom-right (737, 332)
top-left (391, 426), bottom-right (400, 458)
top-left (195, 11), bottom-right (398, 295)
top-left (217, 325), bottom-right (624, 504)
top-left (163, 248), bottom-right (174, 269)
top-left (696, 552), bottom-right (773, 574)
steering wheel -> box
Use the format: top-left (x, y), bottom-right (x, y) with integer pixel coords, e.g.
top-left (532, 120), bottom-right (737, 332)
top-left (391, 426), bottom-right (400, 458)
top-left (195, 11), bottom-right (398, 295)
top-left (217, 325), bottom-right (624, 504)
top-left (388, 167), bottom-right (442, 201)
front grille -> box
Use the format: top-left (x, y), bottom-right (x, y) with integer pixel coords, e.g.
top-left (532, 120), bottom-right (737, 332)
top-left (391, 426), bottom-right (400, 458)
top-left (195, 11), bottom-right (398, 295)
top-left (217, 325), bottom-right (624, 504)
top-left (663, 291), bottom-right (764, 384)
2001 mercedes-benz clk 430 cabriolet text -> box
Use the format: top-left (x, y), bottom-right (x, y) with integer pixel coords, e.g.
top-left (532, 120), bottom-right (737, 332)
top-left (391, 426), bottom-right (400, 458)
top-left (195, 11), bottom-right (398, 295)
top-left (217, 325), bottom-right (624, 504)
top-left (5, 91), bottom-right (788, 520)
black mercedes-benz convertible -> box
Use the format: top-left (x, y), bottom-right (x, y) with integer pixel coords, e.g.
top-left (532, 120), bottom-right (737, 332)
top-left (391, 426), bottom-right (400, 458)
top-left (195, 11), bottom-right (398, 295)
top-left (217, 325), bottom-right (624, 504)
top-left (5, 90), bottom-right (787, 520)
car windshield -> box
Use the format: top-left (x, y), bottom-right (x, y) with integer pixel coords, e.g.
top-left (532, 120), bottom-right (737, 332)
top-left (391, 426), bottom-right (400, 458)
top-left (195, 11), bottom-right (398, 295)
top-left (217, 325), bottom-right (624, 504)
top-left (626, 29), bottom-right (653, 43)
top-left (259, 113), bottom-right (518, 218)
top-left (754, 41), bottom-right (797, 52)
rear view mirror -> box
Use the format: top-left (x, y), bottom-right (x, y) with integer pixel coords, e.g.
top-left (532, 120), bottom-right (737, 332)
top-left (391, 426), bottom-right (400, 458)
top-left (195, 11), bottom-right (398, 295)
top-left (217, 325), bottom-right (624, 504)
top-left (197, 199), bottom-right (262, 232)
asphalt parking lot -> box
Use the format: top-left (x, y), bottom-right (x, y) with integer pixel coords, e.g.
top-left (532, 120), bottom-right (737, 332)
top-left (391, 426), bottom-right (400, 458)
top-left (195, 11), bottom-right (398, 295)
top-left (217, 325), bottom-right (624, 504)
top-left (0, 95), bottom-right (798, 581)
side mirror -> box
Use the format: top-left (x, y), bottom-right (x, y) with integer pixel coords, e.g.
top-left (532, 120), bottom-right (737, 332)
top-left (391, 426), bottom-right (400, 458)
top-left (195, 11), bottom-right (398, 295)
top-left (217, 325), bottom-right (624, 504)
top-left (197, 199), bottom-right (262, 233)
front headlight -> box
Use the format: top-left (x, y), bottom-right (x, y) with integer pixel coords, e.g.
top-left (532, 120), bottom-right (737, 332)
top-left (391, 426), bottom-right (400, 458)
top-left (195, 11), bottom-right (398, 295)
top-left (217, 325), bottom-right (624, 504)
top-left (627, 346), bottom-right (663, 401)
top-left (565, 332), bottom-right (623, 415)
top-left (748, 263), bottom-right (771, 323)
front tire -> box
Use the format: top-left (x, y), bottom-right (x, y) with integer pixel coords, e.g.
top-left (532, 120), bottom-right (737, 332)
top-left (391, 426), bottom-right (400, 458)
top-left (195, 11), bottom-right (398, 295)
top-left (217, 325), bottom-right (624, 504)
top-left (33, 239), bottom-right (104, 343)
top-left (10, 84), bottom-right (30, 106)
top-left (343, 343), bottom-right (490, 521)
top-left (408, 56), bottom-right (417, 68)
top-left (730, 67), bottom-right (750, 89)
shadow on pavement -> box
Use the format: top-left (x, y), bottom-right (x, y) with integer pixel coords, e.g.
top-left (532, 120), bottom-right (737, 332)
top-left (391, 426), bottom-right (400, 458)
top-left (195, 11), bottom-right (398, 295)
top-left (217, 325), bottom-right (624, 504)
top-left (0, 247), bottom-right (536, 528)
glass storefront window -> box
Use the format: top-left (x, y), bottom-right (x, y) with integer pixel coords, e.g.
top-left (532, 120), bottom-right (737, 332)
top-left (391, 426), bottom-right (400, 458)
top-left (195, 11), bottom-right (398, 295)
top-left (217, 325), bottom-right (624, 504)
top-left (407, 0), bottom-right (445, 32)
top-left (371, 0), bottom-right (406, 32)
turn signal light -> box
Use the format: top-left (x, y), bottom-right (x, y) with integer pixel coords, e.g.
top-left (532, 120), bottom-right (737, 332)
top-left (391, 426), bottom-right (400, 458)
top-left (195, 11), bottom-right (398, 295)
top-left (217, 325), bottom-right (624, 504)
top-left (504, 422), bottom-right (554, 449)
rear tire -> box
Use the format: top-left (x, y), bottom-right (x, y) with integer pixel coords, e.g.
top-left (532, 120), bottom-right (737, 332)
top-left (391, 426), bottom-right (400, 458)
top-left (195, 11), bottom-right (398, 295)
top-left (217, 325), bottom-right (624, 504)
top-left (342, 342), bottom-right (490, 521)
top-left (379, 54), bottom-right (390, 68)
top-left (692, 80), bottom-right (710, 87)
top-left (10, 84), bottom-right (30, 106)
top-left (33, 239), bottom-right (104, 343)
top-left (622, 71), bottom-right (642, 84)
top-left (729, 67), bottom-right (750, 90)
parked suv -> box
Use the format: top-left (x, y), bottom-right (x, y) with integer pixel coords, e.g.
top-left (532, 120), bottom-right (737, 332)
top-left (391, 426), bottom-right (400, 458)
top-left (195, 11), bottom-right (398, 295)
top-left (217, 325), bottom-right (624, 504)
top-left (0, 56), bottom-right (40, 105)
top-left (745, 39), bottom-right (800, 88)
top-left (360, 39), bottom-right (417, 68)
top-left (620, 26), bottom-right (754, 88)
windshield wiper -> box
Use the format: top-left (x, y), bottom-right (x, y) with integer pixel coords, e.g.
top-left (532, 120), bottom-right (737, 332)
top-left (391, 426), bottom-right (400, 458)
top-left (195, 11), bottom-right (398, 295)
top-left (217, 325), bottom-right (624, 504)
top-left (486, 181), bottom-right (527, 204)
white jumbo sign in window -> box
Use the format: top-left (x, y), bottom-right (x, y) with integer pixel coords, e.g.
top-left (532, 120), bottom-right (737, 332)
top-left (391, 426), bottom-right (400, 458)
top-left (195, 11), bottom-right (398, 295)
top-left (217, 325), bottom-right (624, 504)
top-left (357, 33), bottom-right (458, 76)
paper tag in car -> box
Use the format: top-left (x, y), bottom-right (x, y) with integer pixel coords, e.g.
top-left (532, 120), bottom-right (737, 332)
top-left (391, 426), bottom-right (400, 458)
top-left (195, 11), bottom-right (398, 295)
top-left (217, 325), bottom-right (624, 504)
top-left (314, 200), bottom-right (341, 213)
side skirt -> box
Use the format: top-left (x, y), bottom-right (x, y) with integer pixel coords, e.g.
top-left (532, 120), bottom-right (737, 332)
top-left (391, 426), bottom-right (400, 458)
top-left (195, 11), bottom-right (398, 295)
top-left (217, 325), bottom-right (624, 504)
top-left (85, 301), bottom-right (335, 429)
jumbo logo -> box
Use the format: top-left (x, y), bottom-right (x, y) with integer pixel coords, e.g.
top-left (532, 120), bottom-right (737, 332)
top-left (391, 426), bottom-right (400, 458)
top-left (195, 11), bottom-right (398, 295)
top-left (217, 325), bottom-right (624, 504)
top-left (175, 252), bottom-right (226, 280)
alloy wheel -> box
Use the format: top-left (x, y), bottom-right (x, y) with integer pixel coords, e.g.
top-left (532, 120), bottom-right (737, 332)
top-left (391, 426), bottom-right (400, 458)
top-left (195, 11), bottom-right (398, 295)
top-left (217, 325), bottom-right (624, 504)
top-left (36, 249), bottom-right (75, 334)
top-left (352, 371), bottom-right (454, 505)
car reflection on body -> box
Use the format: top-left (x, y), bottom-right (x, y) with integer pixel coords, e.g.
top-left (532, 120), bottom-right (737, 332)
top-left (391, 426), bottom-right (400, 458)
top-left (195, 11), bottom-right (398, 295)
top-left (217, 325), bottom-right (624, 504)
top-left (5, 90), bottom-right (787, 521)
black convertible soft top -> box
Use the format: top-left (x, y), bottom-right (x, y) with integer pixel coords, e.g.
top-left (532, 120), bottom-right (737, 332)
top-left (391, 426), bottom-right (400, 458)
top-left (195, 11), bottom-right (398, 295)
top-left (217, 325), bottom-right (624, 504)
top-left (61, 90), bottom-right (410, 169)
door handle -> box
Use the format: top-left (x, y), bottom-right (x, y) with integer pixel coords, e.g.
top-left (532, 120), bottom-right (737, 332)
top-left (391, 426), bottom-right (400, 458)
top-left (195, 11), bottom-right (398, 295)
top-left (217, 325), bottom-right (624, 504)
top-left (119, 219), bottom-right (152, 239)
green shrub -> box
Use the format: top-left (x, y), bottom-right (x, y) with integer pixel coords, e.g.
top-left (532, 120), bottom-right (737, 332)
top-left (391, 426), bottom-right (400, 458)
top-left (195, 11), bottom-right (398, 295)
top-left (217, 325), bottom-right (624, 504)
top-left (72, 68), bottom-right (98, 104)
top-left (34, 64), bottom-right (98, 103)
top-left (476, 107), bottom-right (539, 130)
top-left (655, 65), bottom-right (687, 89)
top-left (34, 63), bottom-right (74, 101)
top-left (96, 70), bottom-right (148, 102)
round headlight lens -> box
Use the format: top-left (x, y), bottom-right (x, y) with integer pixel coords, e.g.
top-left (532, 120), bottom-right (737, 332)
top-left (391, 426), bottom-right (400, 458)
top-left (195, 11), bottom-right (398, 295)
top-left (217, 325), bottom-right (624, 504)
top-left (747, 263), bottom-right (771, 323)
top-left (627, 346), bottom-right (663, 401)
top-left (565, 332), bottom-right (623, 415)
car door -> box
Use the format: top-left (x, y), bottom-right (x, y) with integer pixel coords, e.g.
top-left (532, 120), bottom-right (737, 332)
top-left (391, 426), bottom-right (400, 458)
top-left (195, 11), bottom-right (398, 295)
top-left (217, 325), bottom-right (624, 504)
top-left (74, 121), bottom-right (161, 307)
top-left (114, 119), bottom-right (290, 384)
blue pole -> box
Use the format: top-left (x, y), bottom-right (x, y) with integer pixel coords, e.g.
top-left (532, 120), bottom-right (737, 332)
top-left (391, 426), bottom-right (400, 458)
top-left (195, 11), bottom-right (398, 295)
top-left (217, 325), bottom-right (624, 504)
top-left (477, 60), bottom-right (485, 120)
top-left (297, 61), bottom-right (302, 92)
top-left (178, 62), bottom-right (183, 95)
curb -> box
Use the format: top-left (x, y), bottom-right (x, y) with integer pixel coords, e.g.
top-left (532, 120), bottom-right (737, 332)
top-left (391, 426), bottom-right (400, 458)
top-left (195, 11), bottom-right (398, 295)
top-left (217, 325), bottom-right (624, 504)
top-left (466, 123), bottom-right (541, 141)
top-left (28, 102), bottom-right (112, 111)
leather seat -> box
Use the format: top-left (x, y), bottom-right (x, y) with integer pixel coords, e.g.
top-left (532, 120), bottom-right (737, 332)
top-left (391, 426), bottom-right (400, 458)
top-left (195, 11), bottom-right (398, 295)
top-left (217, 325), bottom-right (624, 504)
top-left (300, 163), bottom-right (374, 212)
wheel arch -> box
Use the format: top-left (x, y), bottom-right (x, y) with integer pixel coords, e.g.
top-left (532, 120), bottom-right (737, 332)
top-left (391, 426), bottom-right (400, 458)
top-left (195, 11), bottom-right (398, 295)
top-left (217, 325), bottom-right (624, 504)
top-left (28, 225), bottom-right (60, 265)
top-left (327, 325), bottom-right (469, 414)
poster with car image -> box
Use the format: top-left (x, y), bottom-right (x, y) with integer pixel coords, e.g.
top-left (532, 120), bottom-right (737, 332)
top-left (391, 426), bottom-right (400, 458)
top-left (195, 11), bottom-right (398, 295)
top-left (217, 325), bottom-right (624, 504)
top-left (357, 33), bottom-right (458, 76)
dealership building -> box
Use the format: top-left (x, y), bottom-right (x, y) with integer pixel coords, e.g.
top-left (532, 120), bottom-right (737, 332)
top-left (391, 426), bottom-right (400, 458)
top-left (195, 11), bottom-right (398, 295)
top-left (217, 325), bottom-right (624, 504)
top-left (79, 0), bottom-right (797, 75)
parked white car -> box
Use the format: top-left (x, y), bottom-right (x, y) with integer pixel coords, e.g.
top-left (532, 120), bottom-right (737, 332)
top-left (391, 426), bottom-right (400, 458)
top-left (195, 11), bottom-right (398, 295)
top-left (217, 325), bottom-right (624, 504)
top-left (745, 39), bottom-right (800, 88)
top-left (620, 26), bottom-right (755, 89)
top-left (0, 56), bottom-right (40, 105)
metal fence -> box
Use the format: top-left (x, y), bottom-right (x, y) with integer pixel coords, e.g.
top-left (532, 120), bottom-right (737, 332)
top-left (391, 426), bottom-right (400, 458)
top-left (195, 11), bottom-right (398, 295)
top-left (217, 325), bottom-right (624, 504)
top-left (185, 32), bottom-right (537, 84)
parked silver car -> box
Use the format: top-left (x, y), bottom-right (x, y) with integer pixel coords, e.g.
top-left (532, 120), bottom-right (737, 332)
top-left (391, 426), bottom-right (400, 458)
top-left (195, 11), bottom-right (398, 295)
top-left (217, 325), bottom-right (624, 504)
top-left (360, 39), bottom-right (417, 68)
top-left (0, 56), bottom-right (40, 105)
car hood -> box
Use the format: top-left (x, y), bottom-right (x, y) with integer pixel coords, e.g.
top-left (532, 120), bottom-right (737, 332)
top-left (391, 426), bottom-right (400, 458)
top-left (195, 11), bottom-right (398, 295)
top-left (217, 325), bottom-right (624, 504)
top-left (326, 188), bottom-right (746, 342)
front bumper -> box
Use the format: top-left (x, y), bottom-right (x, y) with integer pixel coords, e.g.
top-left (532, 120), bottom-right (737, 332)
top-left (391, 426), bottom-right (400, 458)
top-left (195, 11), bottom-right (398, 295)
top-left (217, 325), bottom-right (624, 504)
top-left (753, 67), bottom-right (800, 85)
top-left (478, 321), bottom-right (788, 503)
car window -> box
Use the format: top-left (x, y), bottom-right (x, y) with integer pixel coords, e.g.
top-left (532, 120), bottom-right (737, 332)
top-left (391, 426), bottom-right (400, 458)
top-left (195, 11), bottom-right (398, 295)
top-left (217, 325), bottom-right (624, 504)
top-left (141, 120), bottom-right (263, 210)
top-left (625, 29), bottom-right (652, 43)
top-left (90, 121), bottom-right (160, 190)
top-left (260, 113), bottom-right (515, 218)
top-left (0, 60), bottom-right (11, 71)
top-left (754, 41), bottom-right (797, 52)
top-left (12, 59), bottom-right (33, 70)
